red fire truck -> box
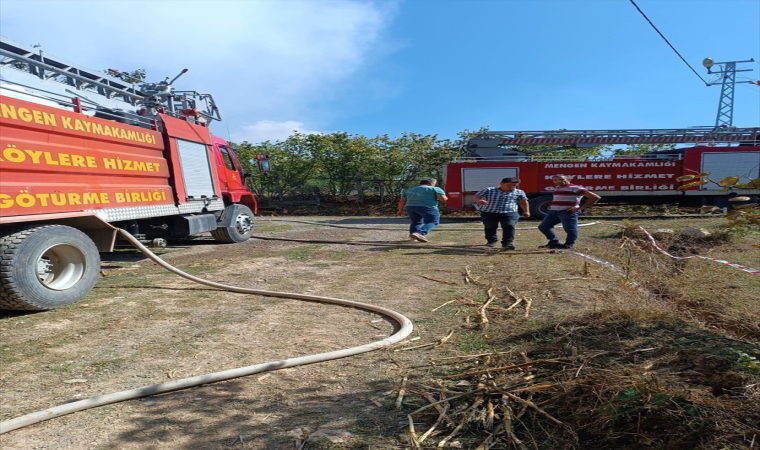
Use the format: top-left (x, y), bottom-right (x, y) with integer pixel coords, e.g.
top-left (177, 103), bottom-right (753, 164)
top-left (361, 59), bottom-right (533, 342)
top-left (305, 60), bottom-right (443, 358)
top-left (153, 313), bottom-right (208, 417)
top-left (444, 127), bottom-right (760, 218)
top-left (0, 36), bottom-right (269, 310)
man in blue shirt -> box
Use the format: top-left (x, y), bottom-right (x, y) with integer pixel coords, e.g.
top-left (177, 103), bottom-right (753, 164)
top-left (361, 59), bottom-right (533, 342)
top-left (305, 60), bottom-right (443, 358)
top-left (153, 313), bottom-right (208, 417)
top-left (473, 177), bottom-right (531, 249)
top-left (397, 178), bottom-right (448, 243)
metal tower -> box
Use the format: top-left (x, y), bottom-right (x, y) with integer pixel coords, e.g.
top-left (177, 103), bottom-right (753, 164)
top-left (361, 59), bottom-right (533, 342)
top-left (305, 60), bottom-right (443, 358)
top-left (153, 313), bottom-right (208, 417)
top-left (702, 57), bottom-right (756, 128)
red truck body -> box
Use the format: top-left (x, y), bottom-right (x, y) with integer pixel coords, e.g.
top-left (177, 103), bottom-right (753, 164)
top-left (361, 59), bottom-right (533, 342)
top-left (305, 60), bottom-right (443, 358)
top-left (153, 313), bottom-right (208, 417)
top-left (0, 36), bottom-right (269, 310)
top-left (0, 92), bottom-right (258, 233)
top-left (0, 93), bottom-right (265, 310)
top-left (2, 95), bottom-right (184, 217)
top-left (444, 143), bottom-right (760, 216)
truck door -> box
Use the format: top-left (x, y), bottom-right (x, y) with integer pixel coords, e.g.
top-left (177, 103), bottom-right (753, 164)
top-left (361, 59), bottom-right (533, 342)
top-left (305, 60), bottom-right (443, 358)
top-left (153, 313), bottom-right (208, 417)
top-left (461, 167), bottom-right (519, 207)
top-left (216, 145), bottom-right (248, 194)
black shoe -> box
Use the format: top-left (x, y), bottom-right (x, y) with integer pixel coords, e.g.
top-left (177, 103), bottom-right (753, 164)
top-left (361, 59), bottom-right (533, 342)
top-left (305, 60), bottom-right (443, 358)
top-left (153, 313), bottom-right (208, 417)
top-left (539, 242), bottom-right (562, 249)
top-left (559, 244), bottom-right (574, 249)
top-left (502, 244), bottom-right (515, 250)
top-left (486, 241), bottom-right (497, 248)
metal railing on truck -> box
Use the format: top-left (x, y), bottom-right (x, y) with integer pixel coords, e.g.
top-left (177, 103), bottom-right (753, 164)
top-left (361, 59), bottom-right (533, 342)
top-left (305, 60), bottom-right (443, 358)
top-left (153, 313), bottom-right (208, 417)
top-left (451, 152), bottom-right (685, 163)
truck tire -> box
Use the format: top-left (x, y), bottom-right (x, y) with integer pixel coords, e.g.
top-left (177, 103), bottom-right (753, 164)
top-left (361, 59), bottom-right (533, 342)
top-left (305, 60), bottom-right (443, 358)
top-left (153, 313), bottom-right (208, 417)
top-left (0, 225), bottom-right (101, 311)
top-left (529, 195), bottom-right (553, 219)
top-left (210, 205), bottom-right (255, 243)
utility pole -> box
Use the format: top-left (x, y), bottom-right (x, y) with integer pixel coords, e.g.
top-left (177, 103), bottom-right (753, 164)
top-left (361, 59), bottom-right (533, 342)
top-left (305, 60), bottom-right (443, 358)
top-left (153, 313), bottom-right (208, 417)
top-left (702, 57), bottom-right (756, 128)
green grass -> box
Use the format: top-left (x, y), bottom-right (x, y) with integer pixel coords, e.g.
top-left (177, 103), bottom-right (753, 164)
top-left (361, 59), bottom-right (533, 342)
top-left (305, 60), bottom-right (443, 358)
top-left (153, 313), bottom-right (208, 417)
top-left (274, 244), bottom-right (326, 260)
top-left (89, 358), bottom-right (126, 371)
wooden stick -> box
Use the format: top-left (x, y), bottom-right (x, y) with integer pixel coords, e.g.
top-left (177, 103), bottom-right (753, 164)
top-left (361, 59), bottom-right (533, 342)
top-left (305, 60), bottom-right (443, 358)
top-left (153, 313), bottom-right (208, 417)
top-left (416, 402), bottom-right (450, 444)
top-left (464, 266), bottom-right (486, 285)
top-left (420, 275), bottom-right (458, 285)
top-left (419, 390), bottom-right (456, 428)
top-left (395, 376), bottom-right (408, 409)
top-left (500, 391), bottom-right (564, 425)
top-left (510, 431), bottom-right (530, 450)
top-left (433, 330), bottom-right (455, 348)
top-left (505, 286), bottom-right (521, 302)
top-left (408, 389), bottom-right (486, 415)
top-left (432, 351), bottom-right (513, 361)
top-left (450, 358), bottom-right (565, 378)
top-left (432, 299), bottom-right (456, 312)
top-left (505, 296), bottom-right (523, 311)
top-left (478, 288), bottom-right (497, 330)
top-left (483, 400), bottom-right (495, 430)
top-left (502, 396), bottom-right (513, 436)
top-left (524, 296), bottom-right (532, 318)
top-left (407, 414), bottom-right (420, 448)
top-left (396, 330), bottom-right (454, 351)
top-left (437, 397), bottom-right (485, 447)
top-left (464, 266), bottom-right (474, 284)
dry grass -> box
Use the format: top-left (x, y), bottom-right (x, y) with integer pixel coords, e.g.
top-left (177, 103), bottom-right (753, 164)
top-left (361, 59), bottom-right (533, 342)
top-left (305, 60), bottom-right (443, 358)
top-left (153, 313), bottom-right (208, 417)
top-left (0, 215), bottom-right (758, 449)
top-left (401, 217), bottom-right (759, 450)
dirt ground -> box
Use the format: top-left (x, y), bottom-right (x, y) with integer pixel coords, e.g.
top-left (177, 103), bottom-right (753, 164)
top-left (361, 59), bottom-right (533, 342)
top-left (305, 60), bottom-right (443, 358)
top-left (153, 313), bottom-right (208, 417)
top-left (1, 216), bottom-right (758, 449)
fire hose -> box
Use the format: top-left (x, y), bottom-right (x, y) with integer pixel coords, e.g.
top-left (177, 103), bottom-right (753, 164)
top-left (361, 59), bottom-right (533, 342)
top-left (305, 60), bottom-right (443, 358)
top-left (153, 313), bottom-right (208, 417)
top-left (0, 228), bottom-right (414, 434)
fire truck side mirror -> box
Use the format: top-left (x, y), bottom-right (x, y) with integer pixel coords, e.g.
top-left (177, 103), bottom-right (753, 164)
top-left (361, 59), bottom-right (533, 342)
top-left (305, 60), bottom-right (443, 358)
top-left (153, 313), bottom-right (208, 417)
top-left (254, 155), bottom-right (271, 173)
top-left (258, 160), bottom-right (271, 172)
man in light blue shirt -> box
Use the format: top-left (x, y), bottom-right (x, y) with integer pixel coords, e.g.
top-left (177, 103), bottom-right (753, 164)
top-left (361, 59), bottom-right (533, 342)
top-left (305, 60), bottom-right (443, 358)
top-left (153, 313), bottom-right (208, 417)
top-left (397, 178), bottom-right (448, 243)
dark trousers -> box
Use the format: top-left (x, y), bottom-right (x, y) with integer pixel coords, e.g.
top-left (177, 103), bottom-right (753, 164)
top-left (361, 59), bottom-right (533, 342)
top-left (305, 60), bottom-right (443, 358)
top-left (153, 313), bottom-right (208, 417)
top-left (480, 211), bottom-right (519, 244)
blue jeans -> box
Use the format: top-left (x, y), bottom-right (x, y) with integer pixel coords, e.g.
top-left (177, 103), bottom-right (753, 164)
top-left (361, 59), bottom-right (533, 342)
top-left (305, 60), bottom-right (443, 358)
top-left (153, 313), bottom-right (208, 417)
top-left (480, 211), bottom-right (519, 244)
top-left (405, 206), bottom-right (440, 236)
top-left (538, 210), bottom-right (580, 246)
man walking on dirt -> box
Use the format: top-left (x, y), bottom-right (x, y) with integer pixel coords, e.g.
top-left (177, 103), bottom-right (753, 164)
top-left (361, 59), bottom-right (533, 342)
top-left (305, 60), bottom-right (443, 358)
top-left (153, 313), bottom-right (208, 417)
top-left (397, 178), bottom-right (448, 243)
top-left (538, 174), bottom-right (600, 249)
top-left (473, 177), bottom-right (530, 250)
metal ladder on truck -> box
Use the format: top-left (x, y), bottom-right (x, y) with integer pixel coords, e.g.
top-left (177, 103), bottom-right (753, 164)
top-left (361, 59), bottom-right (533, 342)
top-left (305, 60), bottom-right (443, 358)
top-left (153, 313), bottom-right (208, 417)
top-left (0, 35), bottom-right (221, 126)
top-left (467, 126), bottom-right (760, 150)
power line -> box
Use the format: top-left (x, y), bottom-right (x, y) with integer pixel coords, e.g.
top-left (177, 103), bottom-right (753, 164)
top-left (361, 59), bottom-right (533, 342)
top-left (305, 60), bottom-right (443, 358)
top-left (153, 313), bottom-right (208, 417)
top-left (628, 0), bottom-right (709, 86)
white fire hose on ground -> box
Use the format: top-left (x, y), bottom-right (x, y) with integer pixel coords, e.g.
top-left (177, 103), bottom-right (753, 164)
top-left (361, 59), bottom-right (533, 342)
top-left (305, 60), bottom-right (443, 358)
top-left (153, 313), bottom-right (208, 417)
top-left (0, 228), bottom-right (414, 434)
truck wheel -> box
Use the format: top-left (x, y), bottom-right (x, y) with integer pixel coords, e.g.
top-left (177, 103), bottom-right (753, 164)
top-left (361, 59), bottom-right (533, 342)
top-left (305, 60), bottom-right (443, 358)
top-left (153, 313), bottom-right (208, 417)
top-left (0, 225), bottom-right (101, 311)
top-left (529, 195), bottom-right (553, 219)
top-left (210, 205), bottom-right (255, 243)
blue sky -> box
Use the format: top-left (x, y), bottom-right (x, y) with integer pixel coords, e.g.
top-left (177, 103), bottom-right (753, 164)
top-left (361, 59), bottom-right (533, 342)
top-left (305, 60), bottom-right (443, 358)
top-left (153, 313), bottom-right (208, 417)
top-left (1, 0), bottom-right (758, 144)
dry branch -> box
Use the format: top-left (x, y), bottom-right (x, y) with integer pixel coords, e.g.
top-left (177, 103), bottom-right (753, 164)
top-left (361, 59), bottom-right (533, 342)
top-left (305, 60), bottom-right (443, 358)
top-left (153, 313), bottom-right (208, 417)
top-left (431, 351), bottom-right (512, 362)
top-left (432, 300), bottom-right (456, 312)
top-left (396, 330), bottom-right (454, 351)
top-left (436, 397), bottom-right (485, 447)
top-left (420, 275), bottom-right (458, 285)
top-left (499, 391), bottom-right (564, 426)
top-left (464, 266), bottom-right (486, 285)
top-left (396, 376), bottom-right (408, 410)
top-left (523, 296), bottom-right (532, 318)
top-left (419, 390), bottom-right (456, 428)
top-left (417, 402), bottom-right (450, 444)
top-left (503, 286), bottom-right (532, 317)
top-left (478, 287), bottom-right (497, 330)
top-left (450, 358), bottom-right (565, 378)
top-left (484, 400), bottom-right (495, 430)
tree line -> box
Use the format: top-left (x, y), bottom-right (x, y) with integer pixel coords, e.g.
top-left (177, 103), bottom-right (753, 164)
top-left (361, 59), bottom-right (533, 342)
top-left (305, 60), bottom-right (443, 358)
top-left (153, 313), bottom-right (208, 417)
top-left (232, 129), bottom-right (672, 202)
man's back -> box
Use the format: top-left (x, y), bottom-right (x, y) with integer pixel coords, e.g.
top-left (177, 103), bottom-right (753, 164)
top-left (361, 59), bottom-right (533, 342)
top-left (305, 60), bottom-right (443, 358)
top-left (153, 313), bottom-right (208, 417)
top-left (404, 185), bottom-right (443, 207)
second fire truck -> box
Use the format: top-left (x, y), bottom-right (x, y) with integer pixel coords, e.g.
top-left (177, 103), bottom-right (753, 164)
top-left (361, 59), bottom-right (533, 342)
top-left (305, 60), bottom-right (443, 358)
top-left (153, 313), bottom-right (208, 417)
top-left (444, 127), bottom-right (760, 218)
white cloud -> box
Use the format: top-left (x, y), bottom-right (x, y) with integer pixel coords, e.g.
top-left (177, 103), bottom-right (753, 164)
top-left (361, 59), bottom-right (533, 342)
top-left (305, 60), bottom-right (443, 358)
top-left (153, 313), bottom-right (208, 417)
top-left (0, 0), bottom-right (399, 144)
top-left (230, 120), bottom-right (323, 144)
